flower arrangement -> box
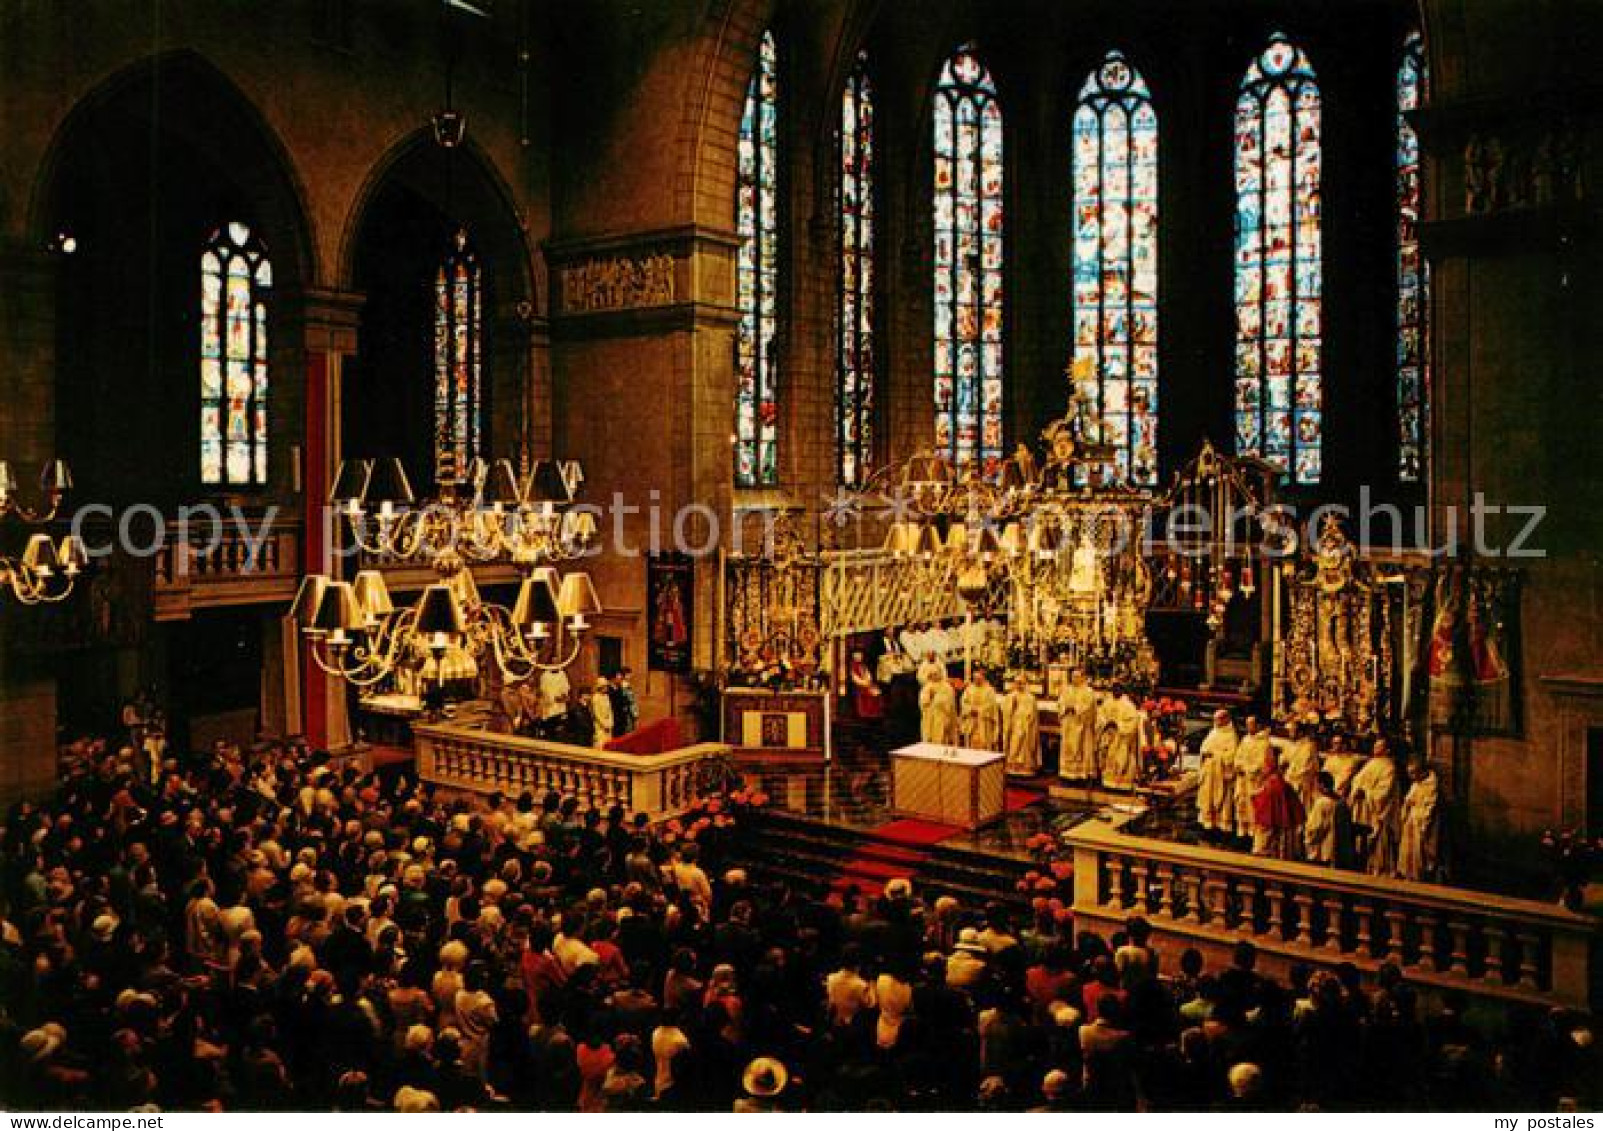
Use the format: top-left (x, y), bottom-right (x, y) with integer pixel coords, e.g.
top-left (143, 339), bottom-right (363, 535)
top-left (1140, 697), bottom-right (1189, 779)
top-left (1016, 830), bottom-right (1076, 929)
top-left (659, 789), bottom-right (770, 852)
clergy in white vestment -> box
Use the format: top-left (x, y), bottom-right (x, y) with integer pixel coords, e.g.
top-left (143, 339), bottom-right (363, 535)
top-left (959, 669), bottom-right (1003, 752)
top-left (539, 667), bottom-right (572, 721)
top-left (1099, 686), bottom-right (1144, 790)
top-left (1000, 676), bottom-right (1041, 776)
top-left (1056, 669), bottom-right (1100, 782)
top-left (1303, 772), bottom-right (1346, 865)
top-left (1349, 740), bottom-right (1402, 877)
top-left (1322, 734), bottom-right (1365, 798)
top-left (1397, 762), bottom-right (1442, 881)
top-left (918, 670), bottom-right (960, 745)
top-left (1195, 710), bottom-right (1239, 835)
top-left (1232, 717), bottom-right (1272, 837)
top-left (1279, 718), bottom-right (1322, 811)
top-left (916, 654), bottom-right (947, 690)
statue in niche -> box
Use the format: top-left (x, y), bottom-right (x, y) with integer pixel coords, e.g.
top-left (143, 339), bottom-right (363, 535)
top-left (1464, 133), bottom-right (1490, 214)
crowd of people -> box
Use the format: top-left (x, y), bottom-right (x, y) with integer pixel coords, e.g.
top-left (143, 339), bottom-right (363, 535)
top-left (496, 667), bottom-right (639, 749)
top-left (1, 730), bottom-right (1594, 1112)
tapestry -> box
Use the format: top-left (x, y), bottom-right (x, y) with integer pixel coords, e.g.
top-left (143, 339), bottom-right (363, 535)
top-left (646, 552), bottom-right (694, 673)
top-left (1427, 567), bottom-right (1521, 736)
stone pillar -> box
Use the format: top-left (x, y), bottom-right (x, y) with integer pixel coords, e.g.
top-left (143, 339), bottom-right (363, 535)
top-left (298, 288), bottom-right (364, 749)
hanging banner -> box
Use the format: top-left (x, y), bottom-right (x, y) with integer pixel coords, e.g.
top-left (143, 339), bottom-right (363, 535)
top-left (647, 552), bottom-right (694, 673)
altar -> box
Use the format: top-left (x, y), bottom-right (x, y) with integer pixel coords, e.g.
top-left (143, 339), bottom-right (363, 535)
top-left (889, 741), bottom-right (1006, 829)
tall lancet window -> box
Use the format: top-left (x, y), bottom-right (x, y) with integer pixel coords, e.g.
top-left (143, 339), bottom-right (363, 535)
top-left (1396, 30), bottom-right (1429, 483)
top-left (434, 229), bottom-right (483, 484)
top-left (1234, 33), bottom-right (1323, 485)
top-left (1071, 50), bottom-right (1159, 486)
top-left (200, 222), bottom-right (272, 486)
top-left (735, 30), bottom-right (780, 487)
top-left (933, 45), bottom-right (1004, 475)
top-left (838, 52), bottom-right (875, 488)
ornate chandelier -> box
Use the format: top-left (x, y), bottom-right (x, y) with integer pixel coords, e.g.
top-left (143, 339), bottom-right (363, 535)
top-left (292, 455), bottom-right (602, 691)
top-left (0, 459), bottom-right (87, 605)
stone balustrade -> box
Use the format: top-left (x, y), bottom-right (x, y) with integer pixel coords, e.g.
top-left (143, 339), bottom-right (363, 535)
top-left (152, 518), bottom-right (300, 618)
top-left (414, 721), bottom-right (729, 822)
top-left (1067, 818), bottom-right (1597, 1008)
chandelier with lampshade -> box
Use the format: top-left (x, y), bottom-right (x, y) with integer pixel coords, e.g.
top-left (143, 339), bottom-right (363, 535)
top-left (0, 458), bottom-right (88, 606)
top-left (291, 454), bottom-right (603, 693)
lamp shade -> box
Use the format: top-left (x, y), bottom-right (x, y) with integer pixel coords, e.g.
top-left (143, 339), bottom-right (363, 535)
top-left (21, 533), bottom-right (58, 574)
top-left (522, 460), bottom-right (572, 507)
top-left (883, 521), bottom-right (920, 557)
top-left (511, 571), bottom-right (561, 629)
top-left (363, 457), bottom-right (415, 509)
top-left (0, 461), bottom-right (17, 498)
top-left (559, 459), bottom-right (585, 496)
top-left (996, 457), bottom-right (1028, 494)
top-left (479, 458), bottom-right (523, 509)
top-left (556, 571), bottom-right (602, 623)
top-left (943, 525), bottom-right (969, 557)
top-left (329, 459), bottom-right (372, 508)
top-left (414, 583), bottom-right (467, 637)
top-left (999, 522), bottom-right (1026, 557)
top-left (289, 573), bottom-right (330, 629)
top-left (311, 581), bottom-right (365, 635)
top-left (40, 459), bottom-right (72, 495)
top-left (351, 570), bottom-right (394, 620)
top-left (57, 534), bottom-right (89, 574)
top-left (916, 524), bottom-right (944, 559)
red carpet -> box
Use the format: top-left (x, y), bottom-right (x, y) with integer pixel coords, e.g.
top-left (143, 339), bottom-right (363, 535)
top-left (829, 817), bottom-right (962, 898)
top-left (1005, 785), bottom-right (1045, 811)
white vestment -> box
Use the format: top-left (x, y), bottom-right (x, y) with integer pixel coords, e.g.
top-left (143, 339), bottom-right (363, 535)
top-left (1281, 736), bottom-right (1322, 810)
top-left (1195, 725), bottom-right (1239, 833)
top-left (1232, 731), bottom-right (1272, 833)
top-left (1056, 683), bottom-right (1099, 781)
top-left (1350, 756), bottom-right (1401, 877)
top-left (1000, 689), bottom-right (1041, 776)
top-left (1397, 771), bottom-right (1441, 881)
top-left (1099, 695), bottom-right (1144, 790)
top-left (919, 678), bottom-right (960, 745)
top-left (539, 669), bottom-right (571, 720)
top-left (1304, 793), bottom-right (1339, 864)
top-left (960, 682), bottom-right (1002, 752)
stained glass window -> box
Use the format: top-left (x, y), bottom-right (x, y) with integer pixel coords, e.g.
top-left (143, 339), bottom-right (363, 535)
top-left (838, 52), bottom-right (875, 488)
top-left (1396, 30), bottom-right (1429, 483)
top-left (1071, 50), bottom-right (1159, 486)
top-left (434, 229), bottom-right (483, 484)
top-left (200, 222), bottom-right (271, 486)
top-left (736, 30), bottom-right (780, 487)
top-left (933, 45), bottom-right (1004, 476)
top-left (1234, 33), bottom-right (1322, 485)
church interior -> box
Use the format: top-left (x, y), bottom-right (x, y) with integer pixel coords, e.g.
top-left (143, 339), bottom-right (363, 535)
top-left (0, 0), bottom-right (1600, 1113)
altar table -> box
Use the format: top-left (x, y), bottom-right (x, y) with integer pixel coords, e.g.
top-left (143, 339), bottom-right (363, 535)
top-left (889, 742), bottom-right (1006, 829)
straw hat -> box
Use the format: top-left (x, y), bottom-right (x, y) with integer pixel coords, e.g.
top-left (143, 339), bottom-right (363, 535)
top-left (741, 1056), bottom-right (789, 1098)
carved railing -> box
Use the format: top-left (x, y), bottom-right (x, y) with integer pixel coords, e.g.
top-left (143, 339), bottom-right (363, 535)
top-left (819, 548), bottom-right (964, 639)
top-left (153, 518), bottom-right (300, 617)
top-left (1067, 818), bottom-right (1597, 1008)
top-left (414, 722), bottom-right (728, 821)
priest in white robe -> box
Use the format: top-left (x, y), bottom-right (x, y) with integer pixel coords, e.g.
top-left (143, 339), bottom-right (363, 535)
top-left (1099, 687), bottom-right (1144, 791)
top-left (1196, 710), bottom-right (1238, 837)
top-left (1232, 716), bottom-right (1272, 839)
top-left (1349, 740), bottom-right (1402, 876)
top-left (1056, 669), bottom-right (1099, 783)
top-left (1000, 675), bottom-right (1041, 776)
top-left (1279, 718), bottom-right (1322, 811)
top-left (918, 670), bottom-right (960, 746)
top-left (959, 669), bottom-right (1003, 752)
top-left (1397, 762), bottom-right (1442, 881)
